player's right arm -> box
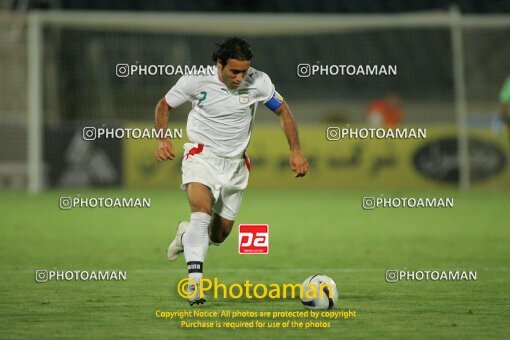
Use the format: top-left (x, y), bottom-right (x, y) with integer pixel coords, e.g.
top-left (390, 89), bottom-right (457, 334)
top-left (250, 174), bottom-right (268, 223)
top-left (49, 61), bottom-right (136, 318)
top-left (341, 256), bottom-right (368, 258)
top-left (155, 76), bottom-right (194, 161)
top-left (154, 98), bottom-right (175, 161)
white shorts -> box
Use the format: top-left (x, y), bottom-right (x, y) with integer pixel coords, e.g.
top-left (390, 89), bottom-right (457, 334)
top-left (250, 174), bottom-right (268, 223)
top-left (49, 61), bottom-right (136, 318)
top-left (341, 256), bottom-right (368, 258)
top-left (180, 143), bottom-right (250, 221)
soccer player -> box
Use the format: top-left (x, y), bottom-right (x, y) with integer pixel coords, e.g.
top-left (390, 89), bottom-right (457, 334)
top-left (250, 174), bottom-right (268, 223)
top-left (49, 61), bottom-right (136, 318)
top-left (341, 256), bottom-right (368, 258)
top-left (366, 91), bottom-right (405, 128)
top-left (494, 75), bottom-right (510, 136)
top-left (154, 37), bottom-right (309, 305)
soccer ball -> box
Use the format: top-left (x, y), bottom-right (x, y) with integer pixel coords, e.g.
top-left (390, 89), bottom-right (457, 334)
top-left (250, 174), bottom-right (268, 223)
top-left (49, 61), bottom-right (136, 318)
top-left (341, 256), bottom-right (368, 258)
top-left (300, 274), bottom-right (338, 310)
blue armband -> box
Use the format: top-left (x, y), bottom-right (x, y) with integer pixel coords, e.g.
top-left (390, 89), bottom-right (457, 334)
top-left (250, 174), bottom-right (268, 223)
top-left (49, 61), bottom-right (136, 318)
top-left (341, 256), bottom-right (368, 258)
top-left (264, 91), bottom-right (284, 111)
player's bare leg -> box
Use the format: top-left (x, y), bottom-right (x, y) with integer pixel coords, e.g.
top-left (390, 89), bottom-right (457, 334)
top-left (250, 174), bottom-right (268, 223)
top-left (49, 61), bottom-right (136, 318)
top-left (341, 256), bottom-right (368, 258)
top-left (181, 182), bottom-right (213, 305)
top-left (209, 213), bottom-right (235, 245)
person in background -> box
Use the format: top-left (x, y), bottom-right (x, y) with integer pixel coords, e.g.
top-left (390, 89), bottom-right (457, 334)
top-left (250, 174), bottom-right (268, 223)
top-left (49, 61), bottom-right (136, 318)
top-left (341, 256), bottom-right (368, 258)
top-left (494, 75), bottom-right (510, 136)
top-left (366, 91), bottom-right (405, 128)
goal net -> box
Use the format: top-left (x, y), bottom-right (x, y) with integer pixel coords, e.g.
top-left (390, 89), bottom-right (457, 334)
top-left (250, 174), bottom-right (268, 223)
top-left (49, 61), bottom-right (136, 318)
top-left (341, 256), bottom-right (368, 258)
top-left (9, 9), bottom-right (509, 191)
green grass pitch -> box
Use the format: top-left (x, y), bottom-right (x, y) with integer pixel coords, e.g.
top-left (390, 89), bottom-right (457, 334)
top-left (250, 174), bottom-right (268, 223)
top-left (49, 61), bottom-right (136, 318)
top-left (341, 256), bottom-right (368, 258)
top-left (0, 188), bottom-right (509, 339)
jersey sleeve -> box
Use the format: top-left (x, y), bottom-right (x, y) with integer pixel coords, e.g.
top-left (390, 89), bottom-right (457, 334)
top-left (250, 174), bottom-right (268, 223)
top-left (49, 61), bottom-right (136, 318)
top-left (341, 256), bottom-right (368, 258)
top-left (164, 76), bottom-right (194, 108)
top-left (257, 72), bottom-right (284, 111)
top-left (499, 76), bottom-right (510, 104)
top-left (258, 72), bottom-right (276, 104)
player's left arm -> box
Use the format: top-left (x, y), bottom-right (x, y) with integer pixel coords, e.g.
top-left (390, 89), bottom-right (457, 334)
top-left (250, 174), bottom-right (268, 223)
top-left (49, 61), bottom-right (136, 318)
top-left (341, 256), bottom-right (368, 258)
top-left (272, 100), bottom-right (309, 177)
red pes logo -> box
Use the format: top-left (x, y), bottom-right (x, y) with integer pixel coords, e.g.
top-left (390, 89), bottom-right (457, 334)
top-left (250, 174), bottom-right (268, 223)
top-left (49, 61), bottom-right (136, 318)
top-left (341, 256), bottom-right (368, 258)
top-left (238, 224), bottom-right (269, 254)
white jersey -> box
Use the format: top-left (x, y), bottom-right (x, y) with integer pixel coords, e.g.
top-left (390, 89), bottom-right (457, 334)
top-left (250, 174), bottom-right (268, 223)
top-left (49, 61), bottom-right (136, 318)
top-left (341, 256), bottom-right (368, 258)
top-left (164, 66), bottom-right (275, 158)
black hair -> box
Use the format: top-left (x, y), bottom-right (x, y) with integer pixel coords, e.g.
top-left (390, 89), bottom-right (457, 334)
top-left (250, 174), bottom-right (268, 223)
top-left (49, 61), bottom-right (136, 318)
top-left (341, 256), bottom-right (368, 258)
top-left (212, 37), bottom-right (253, 66)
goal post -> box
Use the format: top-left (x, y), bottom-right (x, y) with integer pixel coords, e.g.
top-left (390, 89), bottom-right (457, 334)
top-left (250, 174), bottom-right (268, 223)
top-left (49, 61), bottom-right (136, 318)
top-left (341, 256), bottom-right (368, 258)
top-left (450, 6), bottom-right (470, 191)
top-left (27, 12), bottom-right (43, 194)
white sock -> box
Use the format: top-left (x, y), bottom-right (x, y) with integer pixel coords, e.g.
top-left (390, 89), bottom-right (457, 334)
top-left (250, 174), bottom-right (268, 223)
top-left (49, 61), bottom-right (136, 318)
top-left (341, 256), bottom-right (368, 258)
top-left (181, 223), bottom-right (221, 247)
top-left (182, 212), bottom-right (211, 280)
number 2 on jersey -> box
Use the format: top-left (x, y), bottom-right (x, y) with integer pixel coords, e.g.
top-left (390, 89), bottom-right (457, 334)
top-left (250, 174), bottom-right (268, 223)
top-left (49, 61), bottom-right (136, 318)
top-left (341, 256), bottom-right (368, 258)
top-left (197, 91), bottom-right (207, 108)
